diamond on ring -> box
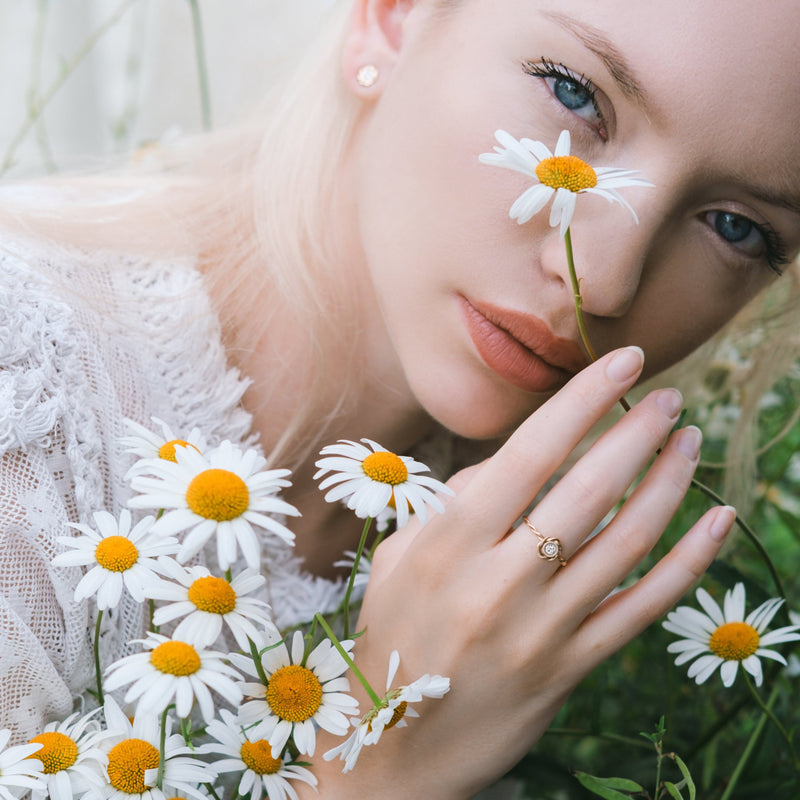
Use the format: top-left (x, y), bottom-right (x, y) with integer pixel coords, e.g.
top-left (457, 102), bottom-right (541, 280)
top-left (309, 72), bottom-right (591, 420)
top-left (522, 516), bottom-right (567, 567)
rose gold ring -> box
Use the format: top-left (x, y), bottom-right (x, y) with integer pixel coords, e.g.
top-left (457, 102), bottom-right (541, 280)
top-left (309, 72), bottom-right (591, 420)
top-left (522, 515), bottom-right (567, 567)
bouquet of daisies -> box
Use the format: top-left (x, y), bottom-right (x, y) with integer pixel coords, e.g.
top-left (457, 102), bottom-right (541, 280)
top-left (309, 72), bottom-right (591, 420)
top-left (3, 420), bottom-right (452, 800)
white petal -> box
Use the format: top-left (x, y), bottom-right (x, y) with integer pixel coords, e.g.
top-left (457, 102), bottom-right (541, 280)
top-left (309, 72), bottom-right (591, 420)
top-left (719, 659), bottom-right (739, 687)
top-left (553, 129), bottom-right (571, 157)
top-left (724, 583), bottom-right (746, 622)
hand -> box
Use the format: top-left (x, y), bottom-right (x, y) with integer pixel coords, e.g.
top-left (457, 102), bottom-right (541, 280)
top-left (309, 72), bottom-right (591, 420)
top-left (309, 346), bottom-right (733, 800)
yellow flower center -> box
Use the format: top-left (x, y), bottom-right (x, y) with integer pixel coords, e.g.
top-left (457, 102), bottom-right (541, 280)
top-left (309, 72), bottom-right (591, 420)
top-left (265, 665), bottom-right (323, 722)
top-left (106, 738), bottom-right (160, 794)
top-left (27, 731), bottom-right (78, 773)
top-left (158, 439), bottom-right (200, 462)
top-left (362, 451), bottom-right (408, 485)
top-left (95, 536), bottom-right (139, 572)
top-left (709, 621), bottom-right (760, 661)
top-left (240, 740), bottom-right (283, 775)
top-left (150, 640), bottom-right (202, 676)
top-left (535, 154), bottom-right (598, 193)
top-left (187, 575), bottom-right (237, 614)
top-left (186, 468), bottom-right (250, 521)
top-left (384, 701), bottom-right (408, 730)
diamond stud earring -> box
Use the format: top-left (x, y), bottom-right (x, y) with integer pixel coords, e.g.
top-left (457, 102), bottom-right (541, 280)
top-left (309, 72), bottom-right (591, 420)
top-left (356, 64), bottom-right (379, 88)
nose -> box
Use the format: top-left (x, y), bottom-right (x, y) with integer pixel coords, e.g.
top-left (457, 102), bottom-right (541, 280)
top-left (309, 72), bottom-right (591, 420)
top-left (539, 190), bottom-right (657, 319)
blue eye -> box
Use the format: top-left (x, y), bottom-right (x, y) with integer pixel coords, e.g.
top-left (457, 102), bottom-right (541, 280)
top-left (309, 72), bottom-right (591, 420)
top-left (705, 210), bottom-right (788, 275)
top-left (708, 211), bottom-right (764, 257)
top-left (522, 59), bottom-right (606, 136)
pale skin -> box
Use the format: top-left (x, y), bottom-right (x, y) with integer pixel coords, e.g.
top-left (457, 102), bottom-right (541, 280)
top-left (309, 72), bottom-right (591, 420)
top-left (224, 0), bottom-right (800, 796)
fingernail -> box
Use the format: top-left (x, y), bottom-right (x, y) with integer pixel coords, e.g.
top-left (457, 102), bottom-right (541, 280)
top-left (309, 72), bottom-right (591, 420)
top-left (606, 346), bottom-right (644, 382)
top-left (656, 388), bottom-right (683, 419)
top-left (677, 425), bottom-right (702, 460)
top-left (710, 505), bottom-right (736, 542)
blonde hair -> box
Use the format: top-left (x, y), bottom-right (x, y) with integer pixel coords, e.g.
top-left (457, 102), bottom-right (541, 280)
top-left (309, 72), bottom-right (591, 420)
top-left (0, 0), bottom-right (365, 469)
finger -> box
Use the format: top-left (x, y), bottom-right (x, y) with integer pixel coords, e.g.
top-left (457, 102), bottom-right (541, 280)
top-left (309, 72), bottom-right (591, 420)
top-left (571, 505), bottom-right (736, 664)
top-left (508, 387), bottom-right (684, 565)
top-left (428, 346), bottom-right (645, 548)
top-left (552, 425), bottom-right (703, 614)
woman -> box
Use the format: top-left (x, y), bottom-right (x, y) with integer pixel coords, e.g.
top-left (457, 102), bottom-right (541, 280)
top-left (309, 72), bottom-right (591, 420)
top-left (1, 0), bottom-right (799, 796)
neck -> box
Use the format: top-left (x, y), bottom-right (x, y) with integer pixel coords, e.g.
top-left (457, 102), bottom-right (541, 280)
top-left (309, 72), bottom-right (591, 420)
top-left (239, 328), bottom-right (435, 576)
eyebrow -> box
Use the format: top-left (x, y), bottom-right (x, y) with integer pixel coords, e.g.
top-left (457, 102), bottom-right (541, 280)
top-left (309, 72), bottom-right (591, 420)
top-left (739, 180), bottom-right (800, 217)
top-left (542, 11), bottom-right (651, 113)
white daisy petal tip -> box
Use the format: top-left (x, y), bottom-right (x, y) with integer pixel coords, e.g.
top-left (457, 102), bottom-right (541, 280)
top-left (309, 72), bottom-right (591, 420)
top-left (480, 128), bottom-right (652, 235)
top-left (663, 582), bottom-right (800, 689)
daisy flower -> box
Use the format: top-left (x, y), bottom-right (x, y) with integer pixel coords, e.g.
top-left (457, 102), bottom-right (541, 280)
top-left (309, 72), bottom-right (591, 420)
top-left (97, 697), bottom-right (215, 800)
top-left (0, 728), bottom-right (46, 800)
top-left (148, 558), bottom-right (274, 650)
top-left (128, 440), bottom-right (300, 570)
top-left (104, 632), bottom-right (243, 722)
top-left (324, 650), bottom-right (450, 773)
top-left (663, 582), bottom-right (800, 687)
top-left (119, 417), bottom-right (207, 478)
top-left (314, 438), bottom-right (454, 528)
top-left (479, 128), bottom-right (652, 236)
top-left (201, 709), bottom-right (317, 800)
top-left (52, 509), bottom-right (178, 610)
top-left (27, 708), bottom-right (112, 800)
top-left (233, 630), bottom-right (359, 758)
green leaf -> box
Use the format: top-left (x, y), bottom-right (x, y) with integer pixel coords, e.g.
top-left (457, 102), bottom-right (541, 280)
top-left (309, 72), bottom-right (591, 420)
top-left (574, 771), bottom-right (644, 799)
top-left (664, 781), bottom-right (684, 800)
top-left (674, 755), bottom-right (696, 800)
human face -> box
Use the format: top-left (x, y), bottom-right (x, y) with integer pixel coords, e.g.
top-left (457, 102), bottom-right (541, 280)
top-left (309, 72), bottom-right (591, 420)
top-left (344, 0), bottom-right (800, 439)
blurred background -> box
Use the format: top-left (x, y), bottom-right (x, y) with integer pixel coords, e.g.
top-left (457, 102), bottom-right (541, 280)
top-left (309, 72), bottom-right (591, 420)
top-left (0, 0), bottom-right (333, 177)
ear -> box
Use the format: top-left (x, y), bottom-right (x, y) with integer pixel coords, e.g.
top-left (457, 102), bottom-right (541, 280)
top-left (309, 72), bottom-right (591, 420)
top-left (342, 0), bottom-right (416, 97)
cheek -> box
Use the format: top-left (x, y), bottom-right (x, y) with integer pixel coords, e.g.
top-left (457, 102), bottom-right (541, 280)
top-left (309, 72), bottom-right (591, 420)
top-left (593, 235), bottom-right (774, 378)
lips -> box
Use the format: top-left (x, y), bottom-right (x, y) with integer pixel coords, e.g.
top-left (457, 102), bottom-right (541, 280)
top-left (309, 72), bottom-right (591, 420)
top-left (460, 297), bottom-right (588, 393)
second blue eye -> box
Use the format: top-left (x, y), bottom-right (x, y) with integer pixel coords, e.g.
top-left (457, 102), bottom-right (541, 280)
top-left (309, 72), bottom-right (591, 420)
top-left (713, 212), bottom-right (753, 244)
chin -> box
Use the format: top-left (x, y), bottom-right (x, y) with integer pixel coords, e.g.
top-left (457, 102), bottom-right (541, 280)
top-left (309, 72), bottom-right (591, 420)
top-left (420, 382), bottom-right (548, 441)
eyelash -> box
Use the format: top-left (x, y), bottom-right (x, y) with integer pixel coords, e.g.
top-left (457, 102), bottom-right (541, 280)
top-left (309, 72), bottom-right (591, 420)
top-left (741, 218), bottom-right (788, 275)
top-left (521, 58), bottom-right (607, 139)
top-left (521, 60), bottom-right (788, 275)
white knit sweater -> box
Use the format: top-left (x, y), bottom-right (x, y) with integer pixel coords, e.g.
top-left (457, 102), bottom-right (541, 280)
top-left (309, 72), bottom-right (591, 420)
top-left (0, 232), bottom-right (344, 740)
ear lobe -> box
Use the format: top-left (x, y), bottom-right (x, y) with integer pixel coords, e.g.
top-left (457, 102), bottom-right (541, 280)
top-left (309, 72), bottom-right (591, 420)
top-left (342, 0), bottom-right (416, 95)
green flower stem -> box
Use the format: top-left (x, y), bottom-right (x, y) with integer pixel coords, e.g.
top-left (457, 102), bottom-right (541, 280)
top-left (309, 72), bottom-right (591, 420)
top-left (186, 0), bottom-right (212, 131)
top-left (343, 517), bottom-right (373, 640)
top-left (204, 784), bottom-right (223, 800)
top-left (149, 597), bottom-right (159, 634)
top-left (563, 227), bottom-right (787, 601)
top-left (742, 672), bottom-right (798, 768)
top-left (156, 704), bottom-right (171, 789)
top-left (248, 637), bottom-right (271, 687)
top-left (564, 228), bottom-right (597, 363)
top-left (720, 684), bottom-right (780, 800)
top-left (564, 228), bottom-right (630, 410)
top-left (315, 613), bottom-right (381, 706)
top-left (94, 610), bottom-right (104, 704)
top-left (686, 476), bottom-right (786, 602)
